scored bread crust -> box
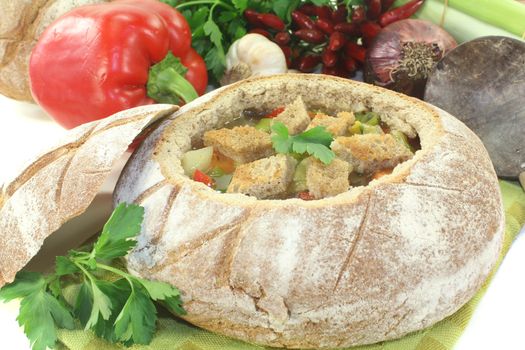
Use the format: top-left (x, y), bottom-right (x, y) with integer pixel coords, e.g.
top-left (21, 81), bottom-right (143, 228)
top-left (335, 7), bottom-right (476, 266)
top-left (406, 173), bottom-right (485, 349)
top-left (114, 75), bottom-right (504, 349)
top-left (0, 104), bottom-right (177, 287)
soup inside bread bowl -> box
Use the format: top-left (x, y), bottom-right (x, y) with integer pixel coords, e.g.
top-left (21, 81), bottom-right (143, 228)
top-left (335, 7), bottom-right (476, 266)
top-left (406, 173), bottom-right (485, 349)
top-left (114, 74), bottom-right (504, 349)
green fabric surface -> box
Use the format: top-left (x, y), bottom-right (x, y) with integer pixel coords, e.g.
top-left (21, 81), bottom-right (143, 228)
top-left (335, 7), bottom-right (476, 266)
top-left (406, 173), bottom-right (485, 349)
top-left (57, 180), bottom-right (525, 350)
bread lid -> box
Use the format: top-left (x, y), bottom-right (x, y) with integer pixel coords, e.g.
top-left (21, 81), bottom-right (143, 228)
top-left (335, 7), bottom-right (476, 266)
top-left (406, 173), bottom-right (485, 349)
top-left (0, 104), bottom-right (178, 287)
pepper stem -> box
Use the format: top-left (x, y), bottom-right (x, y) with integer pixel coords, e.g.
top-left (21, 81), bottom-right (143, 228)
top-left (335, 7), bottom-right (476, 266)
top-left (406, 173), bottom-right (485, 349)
top-left (147, 52), bottom-right (198, 105)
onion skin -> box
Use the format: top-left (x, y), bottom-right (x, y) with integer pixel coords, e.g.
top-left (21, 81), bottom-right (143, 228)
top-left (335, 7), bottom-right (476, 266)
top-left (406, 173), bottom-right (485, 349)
top-left (364, 19), bottom-right (457, 98)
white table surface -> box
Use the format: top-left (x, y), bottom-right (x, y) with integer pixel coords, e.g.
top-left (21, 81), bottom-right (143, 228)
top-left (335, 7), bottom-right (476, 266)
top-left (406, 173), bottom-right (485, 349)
top-left (0, 94), bottom-right (523, 350)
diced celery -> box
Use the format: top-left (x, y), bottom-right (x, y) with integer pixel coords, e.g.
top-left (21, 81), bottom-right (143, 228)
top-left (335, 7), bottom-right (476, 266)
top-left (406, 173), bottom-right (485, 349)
top-left (362, 124), bottom-right (383, 134)
top-left (290, 158), bottom-right (310, 193)
top-left (366, 114), bottom-right (380, 126)
top-left (214, 174), bottom-right (233, 192)
top-left (254, 118), bottom-right (273, 133)
top-left (208, 166), bottom-right (225, 177)
top-left (391, 130), bottom-right (414, 153)
top-left (349, 121), bottom-right (363, 135)
top-left (181, 146), bottom-right (214, 176)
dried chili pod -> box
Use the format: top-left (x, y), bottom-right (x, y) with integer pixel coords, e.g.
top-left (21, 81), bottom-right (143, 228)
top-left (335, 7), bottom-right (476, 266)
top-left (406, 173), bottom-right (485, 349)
top-left (334, 22), bottom-right (361, 36)
top-left (257, 13), bottom-right (286, 31)
top-left (361, 21), bottom-right (382, 42)
top-left (344, 41), bottom-right (367, 63)
top-left (274, 31), bottom-right (291, 45)
top-left (292, 10), bottom-right (316, 30)
top-left (328, 31), bottom-right (347, 51)
top-left (244, 9), bottom-right (262, 27)
top-left (298, 54), bottom-right (321, 72)
top-left (316, 18), bottom-right (335, 35)
top-left (366, 0), bottom-right (382, 19)
top-left (294, 29), bottom-right (326, 44)
top-left (379, 0), bottom-right (424, 27)
top-left (322, 48), bottom-right (338, 67)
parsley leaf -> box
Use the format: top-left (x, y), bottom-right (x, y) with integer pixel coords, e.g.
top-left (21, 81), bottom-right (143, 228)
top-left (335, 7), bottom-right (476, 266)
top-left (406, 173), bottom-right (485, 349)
top-left (271, 122), bottom-right (336, 164)
top-left (93, 203), bottom-right (144, 260)
top-left (0, 203), bottom-right (186, 350)
top-left (17, 286), bottom-right (74, 350)
top-left (114, 281), bottom-right (157, 345)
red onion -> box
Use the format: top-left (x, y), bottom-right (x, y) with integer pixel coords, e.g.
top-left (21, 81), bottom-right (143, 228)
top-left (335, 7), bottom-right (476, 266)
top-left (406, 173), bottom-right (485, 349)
top-left (364, 19), bottom-right (457, 98)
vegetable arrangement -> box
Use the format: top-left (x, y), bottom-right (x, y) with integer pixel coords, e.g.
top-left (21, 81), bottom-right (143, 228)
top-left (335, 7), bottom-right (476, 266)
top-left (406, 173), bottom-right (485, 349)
top-left (0, 203), bottom-right (185, 350)
top-left (30, 0), bottom-right (207, 129)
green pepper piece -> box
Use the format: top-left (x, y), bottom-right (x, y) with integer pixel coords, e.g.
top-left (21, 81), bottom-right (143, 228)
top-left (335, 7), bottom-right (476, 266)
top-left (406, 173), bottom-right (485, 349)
top-left (349, 121), bottom-right (363, 135)
top-left (391, 130), bottom-right (414, 153)
top-left (255, 118), bottom-right (273, 133)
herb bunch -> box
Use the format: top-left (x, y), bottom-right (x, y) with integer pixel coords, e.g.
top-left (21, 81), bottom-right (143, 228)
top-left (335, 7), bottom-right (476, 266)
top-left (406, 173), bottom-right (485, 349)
top-left (0, 203), bottom-right (185, 350)
top-left (271, 121), bottom-right (335, 164)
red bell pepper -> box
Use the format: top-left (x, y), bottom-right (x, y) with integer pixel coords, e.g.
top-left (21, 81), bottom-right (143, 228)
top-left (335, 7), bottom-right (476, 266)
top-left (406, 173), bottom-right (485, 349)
top-left (193, 169), bottom-right (214, 188)
top-left (29, 0), bottom-right (208, 129)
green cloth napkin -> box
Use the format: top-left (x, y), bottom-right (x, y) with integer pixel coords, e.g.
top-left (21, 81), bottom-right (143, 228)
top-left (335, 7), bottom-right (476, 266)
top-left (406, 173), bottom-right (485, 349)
top-left (57, 181), bottom-right (525, 350)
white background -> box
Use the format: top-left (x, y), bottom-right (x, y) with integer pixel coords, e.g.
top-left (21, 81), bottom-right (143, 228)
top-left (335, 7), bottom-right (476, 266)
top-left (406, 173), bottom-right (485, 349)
top-left (0, 94), bottom-right (523, 350)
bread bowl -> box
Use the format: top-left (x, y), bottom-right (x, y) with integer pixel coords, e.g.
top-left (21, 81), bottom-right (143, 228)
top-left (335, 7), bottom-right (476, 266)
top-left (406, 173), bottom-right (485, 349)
top-left (114, 74), bottom-right (505, 348)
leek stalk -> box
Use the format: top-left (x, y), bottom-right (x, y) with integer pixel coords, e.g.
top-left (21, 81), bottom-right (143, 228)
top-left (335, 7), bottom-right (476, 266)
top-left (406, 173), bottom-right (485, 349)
top-left (394, 0), bottom-right (522, 43)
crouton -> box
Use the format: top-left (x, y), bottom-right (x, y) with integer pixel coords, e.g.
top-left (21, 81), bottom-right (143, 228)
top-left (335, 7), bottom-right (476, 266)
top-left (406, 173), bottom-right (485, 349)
top-left (336, 111), bottom-right (355, 125)
top-left (203, 126), bottom-right (274, 164)
top-left (307, 112), bottom-right (350, 136)
top-left (331, 134), bottom-right (413, 174)
top-left (227, 154), bottom-right (297, 199)
top-left (306, 158), bottom-right (351, 199)
top-left (274, 96), bottom-right (310, 134)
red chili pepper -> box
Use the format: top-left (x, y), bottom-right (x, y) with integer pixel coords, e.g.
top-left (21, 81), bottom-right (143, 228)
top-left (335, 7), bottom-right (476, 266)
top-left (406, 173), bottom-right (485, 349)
top-left (29, 0), bottom-right (206, 129)
top-left (381, 0), bottom-right (397, 11)
top-left (291, 10), bottom-right (316, 30)
top-left (193, 169), bottom-right (214, 187)
top-left (316, 6), bottom-right (333, 21)
top-left (322, 64), bottom-right (348, 78)
top-left (249, 28), bottom-right (272, 39)
top-left (342, 56), bottom-right (357, 73)
top-left (328, 31), bottom-right (347, 51)
top-left (294, 29), bottom-right (326, 44)
top-left (297, 4), bottom-right (317, 16)
top-left (274, 32), bottom-right (291, 45)
top-left (322, 49), bottom-right (338, 67)
top-left (257, 13), bottom-right (286, 31)
top-left (298, 54), bottom-right (321, 72)
top-left (379, 0), bottom-right (424, 27)
top-left (331, 4), bottom-right (348, 24)
top-left (298, 191), bottom-right (316, 201)
top-left (366, 0), bottom-right (382, 19)
top-left (265, 107), bottom-right (285, 118)
top-left (315, 18), bottom-right (335, 35)
top-left (279, 46), bottom-right (292, 67)
top-left (360, 21), bottom-right (382, 42)
top-left (344, 41), bottom-right (367, 63)
top-left (334, 22), bottom-right (361, 36)
top-left (244, 9), bottom-right (263, 27)
top-left (351, 6), bottom-right (366, 24)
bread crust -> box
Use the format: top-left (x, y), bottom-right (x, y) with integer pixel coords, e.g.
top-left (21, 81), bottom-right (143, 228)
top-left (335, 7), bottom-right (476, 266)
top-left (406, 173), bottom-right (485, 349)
top-left (114, 75), bottom-right (504, 348)
top-left (0, 104), bottom-right (177, 286)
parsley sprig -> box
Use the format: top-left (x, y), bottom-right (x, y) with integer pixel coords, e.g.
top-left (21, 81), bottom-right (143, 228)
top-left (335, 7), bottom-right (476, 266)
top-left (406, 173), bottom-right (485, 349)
top-left (0, 203), bottom-right (185, 350)
top-left (271, 121), bottom-right (336, 164)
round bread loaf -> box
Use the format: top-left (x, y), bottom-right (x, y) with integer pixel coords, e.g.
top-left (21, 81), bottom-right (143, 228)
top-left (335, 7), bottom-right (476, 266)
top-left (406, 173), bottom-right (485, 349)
top-left (114, 74), bottom-right (504, 349)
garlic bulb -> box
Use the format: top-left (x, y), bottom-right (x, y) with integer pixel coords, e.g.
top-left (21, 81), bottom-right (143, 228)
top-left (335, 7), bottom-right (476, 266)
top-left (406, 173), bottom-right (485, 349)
top-left (221, 33), bottom-right (288, 85)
